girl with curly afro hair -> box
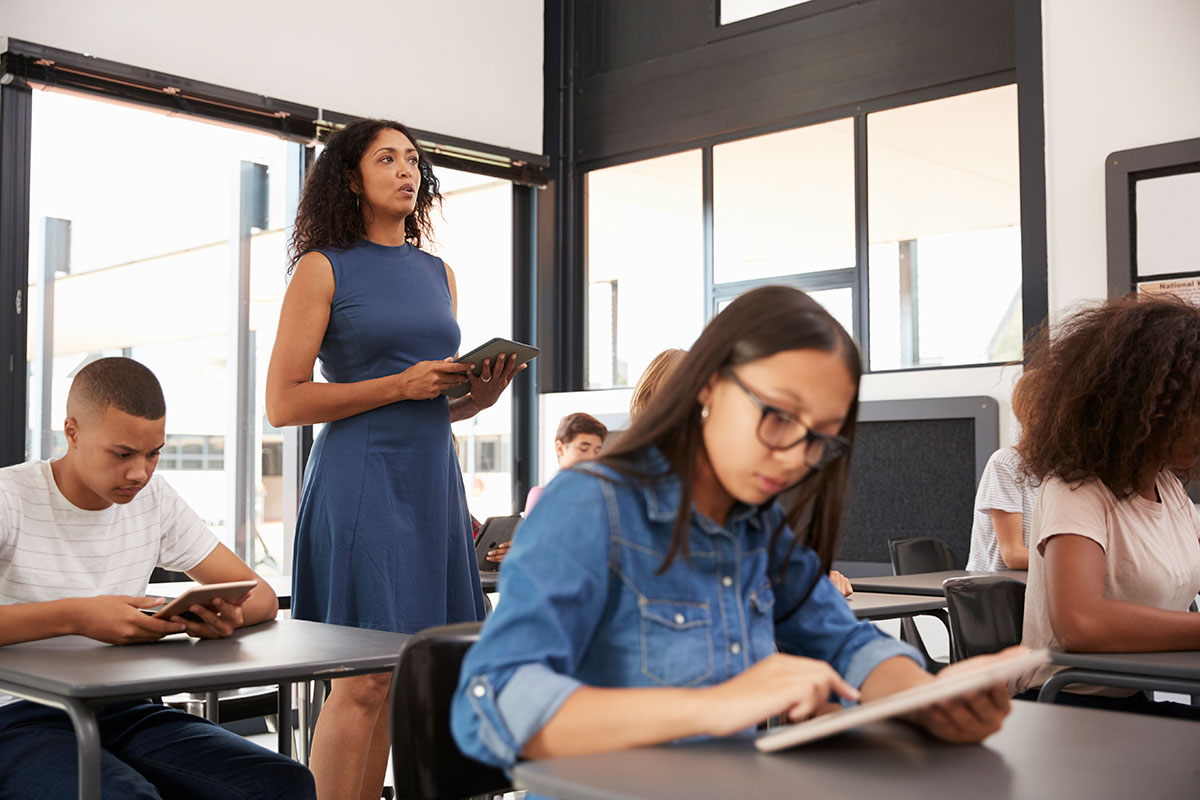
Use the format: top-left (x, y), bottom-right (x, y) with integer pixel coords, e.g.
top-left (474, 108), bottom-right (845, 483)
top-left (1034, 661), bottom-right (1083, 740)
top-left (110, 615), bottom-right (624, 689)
top-left (1012, 293), bottom-right (1200, 720)
top-left (266, 120), bottom-right (525, 799)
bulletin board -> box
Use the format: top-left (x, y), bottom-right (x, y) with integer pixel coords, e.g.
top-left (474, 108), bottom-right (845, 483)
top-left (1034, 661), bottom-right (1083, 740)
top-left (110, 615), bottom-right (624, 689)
top-left (1106, 136), bottom-right (1200, 296)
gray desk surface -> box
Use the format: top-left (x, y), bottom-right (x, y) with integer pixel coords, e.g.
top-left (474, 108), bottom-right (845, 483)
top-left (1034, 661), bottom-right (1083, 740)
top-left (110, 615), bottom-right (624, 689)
top-left (846, 592), bottom-right (946, 620)
top-left (852, 570), bottom-right (1027, 597)
top-left (513, 701), bottom-right (1200, 800)
top-left (1050, 649), bottom-right (1200, 679)
top-left (0, 617), bottom-right (407, 702)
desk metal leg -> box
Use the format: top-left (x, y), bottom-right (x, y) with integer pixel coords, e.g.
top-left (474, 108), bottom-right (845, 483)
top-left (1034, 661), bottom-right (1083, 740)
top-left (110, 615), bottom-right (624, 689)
top-left (1038, 668), bottom-right (1200, 702)
top-left (63, 698), bottom-right (102, 800)
top-left (205, 690), bottom-right (220, 723)
top-left (277, 681), bottom-right (293, 759)
top-left (297, 681), bottom-right (311, 765)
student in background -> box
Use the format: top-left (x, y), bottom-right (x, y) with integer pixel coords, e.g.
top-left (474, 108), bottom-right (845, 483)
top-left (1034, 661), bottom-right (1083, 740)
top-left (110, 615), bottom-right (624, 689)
top-left (966, 446), bottom-right (1039, 570)
top-left (522, 413), bottom-right (608, 514)
top-left (452, 286), bottom-right (1014, 770)
top-left (1012, 294), bottom-right (1200, 718)
top-left (0, 358), bottom-right (312, 799)
top-left (629, 348), bottom-right (686, 420)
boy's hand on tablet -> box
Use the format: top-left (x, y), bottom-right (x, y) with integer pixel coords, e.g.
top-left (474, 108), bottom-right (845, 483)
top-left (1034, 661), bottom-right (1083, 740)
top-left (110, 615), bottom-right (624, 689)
top-left (910, 648), bottom-right (1018, 743)
top-left (170, 591), bottom-right (252, 640)
top-left (71, 595), bottom-right (188, 644)
top-left (701, 653), bottom-right (859, 736)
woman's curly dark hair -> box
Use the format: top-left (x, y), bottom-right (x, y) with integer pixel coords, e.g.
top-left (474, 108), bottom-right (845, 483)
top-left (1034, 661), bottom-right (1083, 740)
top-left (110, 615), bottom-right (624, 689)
top-left (1014, 293), bottom-right (1200, 497)
top-left (288, 119), bottom-right (441, 273)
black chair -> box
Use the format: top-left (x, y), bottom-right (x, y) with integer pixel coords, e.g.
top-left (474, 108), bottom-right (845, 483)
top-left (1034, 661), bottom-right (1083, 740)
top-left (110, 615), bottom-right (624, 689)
top-left (391, 621), bottom-right (510, 800)
top-left (943, 576), bottom-right (1026, 661)
top-left (887, 537), bottom-right (961, 671)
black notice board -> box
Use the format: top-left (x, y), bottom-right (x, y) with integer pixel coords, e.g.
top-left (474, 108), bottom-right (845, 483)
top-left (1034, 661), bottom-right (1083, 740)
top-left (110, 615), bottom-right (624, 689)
top-left (836, 415), bottom-right (984, 565)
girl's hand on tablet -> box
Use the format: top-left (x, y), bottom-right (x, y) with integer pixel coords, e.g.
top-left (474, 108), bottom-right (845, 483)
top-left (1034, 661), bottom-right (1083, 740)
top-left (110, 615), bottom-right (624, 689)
top-left (701, 653), bottom-right (859, 736)
top-left (70, 595), bottom-right (188, 644)
top-left (910, 648), bottom-right (1018, 743)
top-left (172, 591), bottom-right (252, 640)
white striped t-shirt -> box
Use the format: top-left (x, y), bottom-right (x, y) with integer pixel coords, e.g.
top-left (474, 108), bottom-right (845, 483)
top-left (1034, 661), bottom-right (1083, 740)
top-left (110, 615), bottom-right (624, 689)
top-left (0, 459), bottom-right (218, 708)
top-left (966, 447), bottom-right (1039, 571)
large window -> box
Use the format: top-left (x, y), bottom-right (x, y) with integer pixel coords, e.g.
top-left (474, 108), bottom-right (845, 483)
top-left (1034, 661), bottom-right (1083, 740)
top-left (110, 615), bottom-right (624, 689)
top-left (435, 168), bottom-right (517, 521)
top-left (585, 151), bottom-right (704, 389)
top-left (582, 83), bottom-right (1021, 378)
top-left (867, 85), bottom-right (1022, 370)
top-left (25, 90), bottom-right (296, 575)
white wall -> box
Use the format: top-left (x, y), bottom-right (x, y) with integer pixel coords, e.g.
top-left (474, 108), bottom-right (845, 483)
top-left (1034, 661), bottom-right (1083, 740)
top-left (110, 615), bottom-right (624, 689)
top-left (0, 0), bottom-right (543, 153)
top-left (1042, 0), bottom-right (1200, 310)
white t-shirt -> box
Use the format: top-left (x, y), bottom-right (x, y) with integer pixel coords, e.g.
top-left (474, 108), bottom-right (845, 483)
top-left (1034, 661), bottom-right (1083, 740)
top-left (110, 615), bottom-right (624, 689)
top-left (1015, 471), bottom-right (1200, 695)
top-left (0, 460), bottom-right (218, 708)
top-left (966, 447), bottom-right (1039, 571)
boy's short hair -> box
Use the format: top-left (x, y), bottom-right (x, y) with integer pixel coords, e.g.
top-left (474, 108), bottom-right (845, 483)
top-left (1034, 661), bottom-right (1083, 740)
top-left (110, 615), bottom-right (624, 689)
top-left (555, 412), bottom-right (608, 445)
top-left (69, 357), bottom-right (166, 420)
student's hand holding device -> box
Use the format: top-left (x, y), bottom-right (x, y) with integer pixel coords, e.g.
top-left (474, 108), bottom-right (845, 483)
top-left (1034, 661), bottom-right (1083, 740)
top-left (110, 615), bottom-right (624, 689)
top-left (487, 540), bottom-right (512, 564)
top-left (397, 359), bottom-right (474, 400)
top-left (169, 591), bottom-right (253, 640)
top-left (70, 595), bottom-right (189, 645)
top-left (905, 647), bottom-right (1018, 743)
top-left (463, 352), bottom-right (525, 410)
top-left (700, 653), bottom-right (860, 736)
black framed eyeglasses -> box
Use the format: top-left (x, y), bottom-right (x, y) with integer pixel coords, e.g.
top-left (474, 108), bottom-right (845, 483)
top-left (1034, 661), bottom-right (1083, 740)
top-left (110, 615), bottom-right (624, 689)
top-left (722, 369), bottom-right (851, 470)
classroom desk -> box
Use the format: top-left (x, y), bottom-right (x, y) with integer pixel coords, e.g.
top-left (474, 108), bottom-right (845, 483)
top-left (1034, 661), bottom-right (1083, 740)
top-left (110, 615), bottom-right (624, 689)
top-left (1040, 649), bottom-right (1200, 701)
top-left (147, 574), bottom-right (293, 609)
top-left (846, 592), bottom-right (947, 621)
top-left (512, 700), bottom-right (1200, 800)
top-left (0, 618), bottom-right (408, 800)
top-left (851, 569), bottom-right (1027, 597)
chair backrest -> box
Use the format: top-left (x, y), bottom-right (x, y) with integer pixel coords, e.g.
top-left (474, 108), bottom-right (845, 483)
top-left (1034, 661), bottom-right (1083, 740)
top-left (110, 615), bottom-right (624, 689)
top-left (390, 621), bottom-right (509, 800)
top-left (888, 536), bottom-right (962, 575)
top-left (943, 576), bottom-right (1026, 660)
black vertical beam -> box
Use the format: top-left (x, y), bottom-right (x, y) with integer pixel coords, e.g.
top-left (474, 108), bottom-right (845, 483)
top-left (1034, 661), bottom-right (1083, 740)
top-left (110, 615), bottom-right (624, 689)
top-left (0, 80), bottom-right (32, 467)
top-left (853, 114), bottom-right (871, 366)
top-left (511, 183), bottom-right (538, 512)
top-left (702, 146), bottom-right (715, 321)
top-left (544, 0), bottom-right (584, 392)
top-left (1015, 0), bottom-right (1049, 339)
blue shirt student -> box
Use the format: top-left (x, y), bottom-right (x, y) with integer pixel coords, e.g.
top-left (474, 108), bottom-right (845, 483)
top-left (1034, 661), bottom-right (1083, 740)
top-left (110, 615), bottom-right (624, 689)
top-left (451, 448), bottom-right (920, 766)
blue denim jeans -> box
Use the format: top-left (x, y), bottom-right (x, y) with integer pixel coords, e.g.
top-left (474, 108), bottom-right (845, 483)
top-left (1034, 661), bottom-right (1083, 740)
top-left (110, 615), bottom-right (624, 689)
top-left (0, 699), bottom-right (315, 799)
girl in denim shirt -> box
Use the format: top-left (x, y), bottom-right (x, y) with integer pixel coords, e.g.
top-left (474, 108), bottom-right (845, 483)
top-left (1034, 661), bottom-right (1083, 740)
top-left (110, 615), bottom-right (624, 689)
top-left (452, 286), bottom-right (1014, 767)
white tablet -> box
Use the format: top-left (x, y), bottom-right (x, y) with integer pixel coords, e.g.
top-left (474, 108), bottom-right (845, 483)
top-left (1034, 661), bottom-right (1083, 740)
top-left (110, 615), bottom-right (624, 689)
top-left (754, 648), bottom-right (1048, 752)
top-left (143, 580), bottom-right (259, 621)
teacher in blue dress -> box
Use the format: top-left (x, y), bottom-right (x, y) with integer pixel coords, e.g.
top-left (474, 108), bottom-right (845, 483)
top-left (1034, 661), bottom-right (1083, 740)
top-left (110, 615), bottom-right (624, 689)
top-left (266, 119), bottom-right (522, 800)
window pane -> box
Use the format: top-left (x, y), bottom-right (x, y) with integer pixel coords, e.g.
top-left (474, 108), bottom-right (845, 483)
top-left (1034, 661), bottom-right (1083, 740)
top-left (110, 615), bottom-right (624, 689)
top-left (714, 120), bottom-right (855, 283)
top-left (867, 85), bottom-right (1021, 370)
top-left (717, 286), bottom-right (853, 336)
top-left (586, 151), bottom-right (704, 389)
top-left (720, 0), bottom-right (815, 25)
top-left (437, 168), bottom-right (516, 520)
top-left (25, 91), bottom-right (292, 573)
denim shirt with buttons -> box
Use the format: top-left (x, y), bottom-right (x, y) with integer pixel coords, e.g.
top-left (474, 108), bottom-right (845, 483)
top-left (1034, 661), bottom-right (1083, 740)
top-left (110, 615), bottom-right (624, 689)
top-left (450, 447), bottom-right (921, 768)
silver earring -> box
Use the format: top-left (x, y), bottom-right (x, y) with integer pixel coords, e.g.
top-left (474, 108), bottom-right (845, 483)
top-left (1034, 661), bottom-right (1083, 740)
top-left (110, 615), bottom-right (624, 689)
top-left (700, 405), bottom-right (710, 420)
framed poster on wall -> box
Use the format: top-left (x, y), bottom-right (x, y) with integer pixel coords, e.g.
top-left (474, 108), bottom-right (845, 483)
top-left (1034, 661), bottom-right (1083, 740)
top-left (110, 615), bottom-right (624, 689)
top-left (1107, 136), bottom-right (1200, 296)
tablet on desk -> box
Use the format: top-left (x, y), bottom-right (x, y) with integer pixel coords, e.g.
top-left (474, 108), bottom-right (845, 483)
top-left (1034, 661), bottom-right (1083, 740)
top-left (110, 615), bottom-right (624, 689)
top-left (475, 515), bottom-right (521, 573)
top-left (143, 580), bottom-right (259, 621)
top-left (755, 648), bottom-right (1048, 752)
top-left (442, 338), bottom-right (540, 398)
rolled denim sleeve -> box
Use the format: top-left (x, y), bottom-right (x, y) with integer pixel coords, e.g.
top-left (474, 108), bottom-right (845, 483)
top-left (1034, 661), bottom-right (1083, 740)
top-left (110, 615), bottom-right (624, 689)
top-left (769, 526), bottom-right (922, 693)
top-left (451, 469), bottom-right (615, 767)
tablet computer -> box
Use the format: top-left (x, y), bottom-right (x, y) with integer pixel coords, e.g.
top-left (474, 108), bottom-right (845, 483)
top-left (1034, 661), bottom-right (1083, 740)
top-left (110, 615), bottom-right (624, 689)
top-left (754, 648), bottom-right (1048, 752)
top-left (442, 338), bottom-right (541, 398)
top-left (144, 579), bottom-right (259, 621)
top-left (475, 514), bottom-right (521, 573)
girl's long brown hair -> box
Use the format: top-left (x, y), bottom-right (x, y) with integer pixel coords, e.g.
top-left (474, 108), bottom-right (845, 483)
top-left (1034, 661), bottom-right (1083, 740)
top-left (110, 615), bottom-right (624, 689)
top-left (598, 285), bottom-right (861, 577)
top-left (1015, 293), bottom-right (1200, 497)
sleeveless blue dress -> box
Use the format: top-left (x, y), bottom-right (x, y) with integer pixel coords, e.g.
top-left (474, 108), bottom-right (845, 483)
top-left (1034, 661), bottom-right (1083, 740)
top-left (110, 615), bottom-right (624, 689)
top-left (292, 240), bottom-right (486, 634)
